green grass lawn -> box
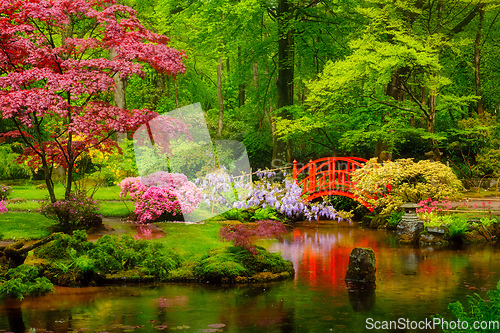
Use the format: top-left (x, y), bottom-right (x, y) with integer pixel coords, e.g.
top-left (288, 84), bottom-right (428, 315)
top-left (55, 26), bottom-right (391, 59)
top-left (9, 184), bottom-right (128, 201)
top-left (98, 201), bottom-right (134, 217)
top-left (5, 200), bottom-right (41, 212)
top-left (6, 199), bottom-right (134, 218)
top-left (154, 221), bottom-right (228, 258)
top-left (0, 212), bottom-right (56, 240)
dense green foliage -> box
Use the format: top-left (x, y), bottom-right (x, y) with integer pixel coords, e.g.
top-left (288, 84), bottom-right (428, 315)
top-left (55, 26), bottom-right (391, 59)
top-left (0, 265), bottom-right (53, 300)
top-left (34, 231), bottom-right (182, 284)
top-left (436, 281), bottom-right (500, 333)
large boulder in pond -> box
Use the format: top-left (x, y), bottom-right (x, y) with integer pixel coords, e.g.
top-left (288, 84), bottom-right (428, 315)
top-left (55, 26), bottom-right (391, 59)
top-left (345, 247), bottom-right (376, 287)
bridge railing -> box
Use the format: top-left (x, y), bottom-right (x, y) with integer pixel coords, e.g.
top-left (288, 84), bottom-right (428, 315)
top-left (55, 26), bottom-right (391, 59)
top-left (293, 157), bottom-right (367, 197)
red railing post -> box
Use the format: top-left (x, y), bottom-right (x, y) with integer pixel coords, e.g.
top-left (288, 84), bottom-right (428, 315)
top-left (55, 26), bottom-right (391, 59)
top-left (308, 160), bottom-right (316, 193)
top-left (293, 160), bottom-right (297, 182)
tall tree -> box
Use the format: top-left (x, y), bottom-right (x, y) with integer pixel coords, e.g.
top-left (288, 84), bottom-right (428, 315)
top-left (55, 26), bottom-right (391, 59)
top-left (281, 0), bottom-right (487, 161)
top-left (0, 0), bottom-right (186, 202)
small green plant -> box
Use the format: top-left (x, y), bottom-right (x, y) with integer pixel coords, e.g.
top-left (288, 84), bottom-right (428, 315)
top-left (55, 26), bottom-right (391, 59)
top-left (447, 216), bottom-right (469, 241)
top-left (251, 207), bottom-right (280, 221)
top-left (387, 211), bottom-right (404, 227)
top-left (480, 216), bottom-right (498, 227)
top-left (221, 208), bottom-right (245, 221)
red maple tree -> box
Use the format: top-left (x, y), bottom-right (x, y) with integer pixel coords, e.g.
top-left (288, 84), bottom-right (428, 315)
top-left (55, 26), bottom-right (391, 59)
top-left (0, 0), bottom-right (186, 202)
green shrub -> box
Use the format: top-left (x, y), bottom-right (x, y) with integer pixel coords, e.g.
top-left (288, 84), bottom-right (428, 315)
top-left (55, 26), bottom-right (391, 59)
top-left (35, 232), bottom-right (180, 281)
top-left (0, 145), bottom-right (32, 180)
top-left (251, 207), bottom-right (280, 221)
top-left (195, 246), bottom-right (294, 282)
top-left (141, 244), bottom-right (181, 280)
top-left (0, 265), bottom-right (54, 300)
top-left (195, 248), bottom-right (248, 282)
top-left (352, 158), bottom-right (462, 214)
top-left (435, 281), bottom-right (500, 332)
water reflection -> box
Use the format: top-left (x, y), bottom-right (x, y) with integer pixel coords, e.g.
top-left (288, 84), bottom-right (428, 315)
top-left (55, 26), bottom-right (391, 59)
top-left (1, 221), bottom-right (500, 332)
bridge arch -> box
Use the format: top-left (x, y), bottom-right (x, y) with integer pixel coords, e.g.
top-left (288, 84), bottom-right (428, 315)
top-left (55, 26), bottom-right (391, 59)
top-left (292, 157), bottom-right (376, 212)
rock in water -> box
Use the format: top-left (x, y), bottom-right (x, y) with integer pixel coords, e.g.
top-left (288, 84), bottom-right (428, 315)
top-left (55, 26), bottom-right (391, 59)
top-left (345, 247), bottom-right (376, 286)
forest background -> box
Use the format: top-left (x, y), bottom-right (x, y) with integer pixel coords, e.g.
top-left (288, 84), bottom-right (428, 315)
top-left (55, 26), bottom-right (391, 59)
top-left (2, 0), bottom-right (500, 184)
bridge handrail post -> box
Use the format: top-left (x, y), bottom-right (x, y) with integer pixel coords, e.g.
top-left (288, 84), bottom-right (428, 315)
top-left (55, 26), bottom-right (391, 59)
top-left (293, 160), bottom-right (297, 182)
top-left (308, 160), bottom-right (316, 192)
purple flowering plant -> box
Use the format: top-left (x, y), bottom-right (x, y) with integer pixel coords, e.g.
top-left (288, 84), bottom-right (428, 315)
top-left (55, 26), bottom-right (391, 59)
top-left (39, 190), bottom-right (101, 229)
top-left (0, 184), bottom-right (12, 201)
top-left (234, 170), bottom-right (339, 221)
top-left (195, 166), bottom-right (251, 213)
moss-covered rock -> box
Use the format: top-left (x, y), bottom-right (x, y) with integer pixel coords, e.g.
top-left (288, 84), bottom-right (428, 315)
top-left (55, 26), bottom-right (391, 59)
top-left (194, 246), bottom-right (294, 283)
top-left (345, 247), bottom-right (376, 285)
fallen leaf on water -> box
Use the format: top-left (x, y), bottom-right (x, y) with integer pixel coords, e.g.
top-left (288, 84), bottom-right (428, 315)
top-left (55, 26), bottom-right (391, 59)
top-left (154, 325), bottom-right (168, 330)
top-left (208, 324), bottom-right (226, 329)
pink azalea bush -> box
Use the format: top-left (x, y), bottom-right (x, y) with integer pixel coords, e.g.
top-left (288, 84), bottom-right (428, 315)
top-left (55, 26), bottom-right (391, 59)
top-left (0, 201), bottom-right (7, 214)
top-left (120, 172), bottom-right (202, 223)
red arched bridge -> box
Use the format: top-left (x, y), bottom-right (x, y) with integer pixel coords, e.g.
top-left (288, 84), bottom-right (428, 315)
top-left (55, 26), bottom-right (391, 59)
top-left (292, 157), bottom-right (376, 212)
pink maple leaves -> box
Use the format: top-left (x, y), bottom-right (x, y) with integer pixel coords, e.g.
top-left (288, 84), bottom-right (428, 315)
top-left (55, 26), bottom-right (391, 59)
top-left (219, 220), bottom-right (288, 254)
top-left (0, 0), bottom-right (186, 200)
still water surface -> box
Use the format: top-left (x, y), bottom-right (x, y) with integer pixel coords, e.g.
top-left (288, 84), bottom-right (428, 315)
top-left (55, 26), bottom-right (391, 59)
top-left (1, 221), bottom-right (500, 332)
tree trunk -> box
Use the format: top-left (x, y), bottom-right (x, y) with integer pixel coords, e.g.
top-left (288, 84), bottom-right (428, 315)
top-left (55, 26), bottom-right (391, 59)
top-left (217, 58), bottom-right (224, 137)
top-left (474, 7), bottom-right (484, 115)
top-left (32, 118), bottom-right (57, 203)
top-left (238, 48), bottom-right (245, 107)
top-left (110, 48), bottom-right (128, 142)
top-left (0, 234), bottom-right (58, 269)
top-left (274, 0), bottom-right (294, 164)
top-left (427, 90), bottom-right (441, 161)
top-left (65, 108), bottom-right (74, 200)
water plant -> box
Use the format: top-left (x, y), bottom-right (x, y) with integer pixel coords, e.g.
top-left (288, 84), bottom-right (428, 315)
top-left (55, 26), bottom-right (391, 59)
top-left (447, 216), bottom-right (469, 241)
top-left (387, 211), bottom-right (404, 228)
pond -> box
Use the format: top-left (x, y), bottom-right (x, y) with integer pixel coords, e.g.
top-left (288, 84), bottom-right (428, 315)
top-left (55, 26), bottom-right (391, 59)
top-left (1, 221), bottom-right (500, 332)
